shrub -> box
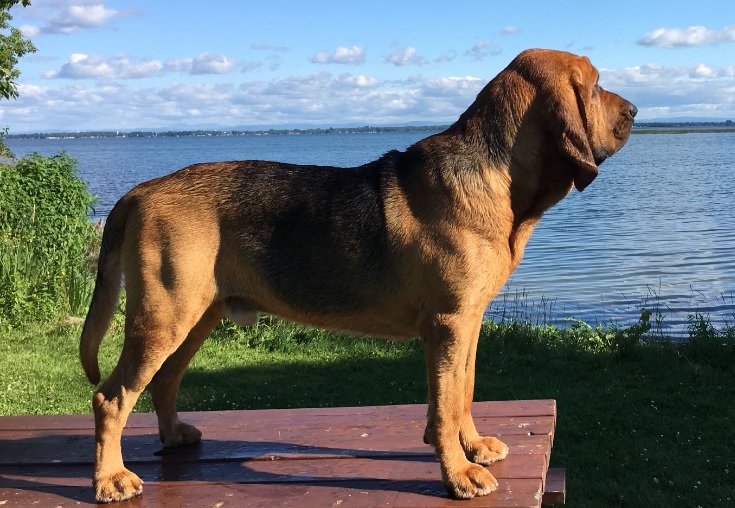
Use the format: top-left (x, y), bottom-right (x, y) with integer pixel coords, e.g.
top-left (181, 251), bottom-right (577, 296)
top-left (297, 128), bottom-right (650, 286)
top-left (0, 152), bottom-right (97, 326)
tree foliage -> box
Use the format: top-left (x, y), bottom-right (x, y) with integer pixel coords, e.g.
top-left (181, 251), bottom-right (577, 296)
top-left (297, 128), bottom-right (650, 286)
top-left (1, 0), bottom-right (35, 156)
top-left (0, 0), bottom-right (35, 101)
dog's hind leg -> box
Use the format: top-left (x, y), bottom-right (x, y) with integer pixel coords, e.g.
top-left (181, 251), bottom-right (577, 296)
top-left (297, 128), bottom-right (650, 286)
top-left (458, 319), bottom-right (509, 466)
top-left (149, 301), bottom-right (225, 448)
top-left (422, 313), bottom-right (500, 499)
top-left (92, 292), bottom-right (213, 503)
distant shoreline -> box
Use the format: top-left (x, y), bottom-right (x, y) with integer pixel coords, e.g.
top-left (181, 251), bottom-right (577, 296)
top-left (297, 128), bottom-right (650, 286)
top-left (6, 121), bottom-right (735, 140)
top-left (6, 125), bottom-right (448, 140)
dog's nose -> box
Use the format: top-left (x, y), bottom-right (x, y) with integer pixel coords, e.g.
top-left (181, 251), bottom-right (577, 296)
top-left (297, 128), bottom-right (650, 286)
top-left (629, 104), bottom-right (638, 118)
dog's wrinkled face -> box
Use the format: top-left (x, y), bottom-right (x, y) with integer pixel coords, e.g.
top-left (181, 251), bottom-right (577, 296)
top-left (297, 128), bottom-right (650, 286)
top-left (558, 51), bottom-right (637, 191)
top-left (508, 49), bottom-right (637, 192)
top-left (574, 57), bottom-right (637, 167)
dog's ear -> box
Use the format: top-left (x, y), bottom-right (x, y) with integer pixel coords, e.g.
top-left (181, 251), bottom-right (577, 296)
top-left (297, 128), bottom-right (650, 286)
top-left (549, 69), bottom-right (598, 192)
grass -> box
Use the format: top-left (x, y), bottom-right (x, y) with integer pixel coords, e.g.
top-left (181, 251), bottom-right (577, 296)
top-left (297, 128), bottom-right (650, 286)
top-left (1, 308), bottom-right (734, 507)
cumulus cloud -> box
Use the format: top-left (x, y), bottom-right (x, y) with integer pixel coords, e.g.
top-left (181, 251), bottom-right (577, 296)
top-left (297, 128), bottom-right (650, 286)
top-left (601, 63), bottom-right (735, 87)
top-left (190, 53), bottom-right (241, 75)
top-left (5, 71), bottom-right (489, 132)
top-left (7, 60), bottom-right (735, 133)
top-left (44, 52), bottom-right (243, 79)
top-left (20, 1), bottom-right (134, 36)
top-left (638, 25), bottom-right (735, 48)
top-left (434, 51), bottom-right (458, 63)
top-left (163, 58), bottom-right (192, 73)
top-left (499, 26), bottom-right (521, 35)
top-left (466, 41), bottom-right (502, 61)
top-left (241, 61), bottom-right (264, 73)
top-left (385, 46), bottom-right (427, 66)
top-left (311, 46), bottom-right (366, 64)
top-left (43, 53), bottom-right (163, 79)
top-left (164, 53), bottom-right (240, 75)
top-left (157, 82), bottom-right (235, 103)
top-left (423, 76), bottom-right (483, 95)
top-left (334, 73), bottom-right (379, 88)
top-left (231, 72), bottom-right (482, 124)
top-left (600, 63), bottom-right (735, 118)
top-left (251, 43), bottom-right (289, 52)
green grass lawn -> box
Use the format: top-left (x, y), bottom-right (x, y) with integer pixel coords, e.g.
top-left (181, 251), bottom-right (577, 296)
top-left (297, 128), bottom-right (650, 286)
top-left (2, 313), bottom-right (734, 507)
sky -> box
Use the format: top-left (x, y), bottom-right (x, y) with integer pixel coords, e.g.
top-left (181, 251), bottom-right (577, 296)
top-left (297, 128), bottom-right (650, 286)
top-left (2, 0), bottom-right (735, 132)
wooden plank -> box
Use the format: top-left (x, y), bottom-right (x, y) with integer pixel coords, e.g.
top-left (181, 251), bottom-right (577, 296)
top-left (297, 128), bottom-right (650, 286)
top-left (542, 468), bottom-right (566, 505)
top-left (0, 401), bottom-right (559, 507)
top-left (0, 479), bottom-right (545, 507)
top-left (0, 430), bottom-right (551, 466)
top-left (0, 400), bottom-right (556, 431)
top-left (0, 417), bottom-right (554, 453)
top-left (0, 452), bottom-right (547, 487)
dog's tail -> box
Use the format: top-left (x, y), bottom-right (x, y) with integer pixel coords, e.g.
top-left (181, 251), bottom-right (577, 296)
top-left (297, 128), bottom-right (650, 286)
top-left (79, 198), bottom-right (129, 385)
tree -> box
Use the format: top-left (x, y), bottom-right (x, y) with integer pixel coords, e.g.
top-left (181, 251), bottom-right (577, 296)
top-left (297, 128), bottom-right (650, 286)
top-left (1, 0), bottom-right (36, 156)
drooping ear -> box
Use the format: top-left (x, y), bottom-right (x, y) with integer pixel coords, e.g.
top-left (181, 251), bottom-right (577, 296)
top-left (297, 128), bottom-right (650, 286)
top-left (550, 70), bottom-right (598, 191)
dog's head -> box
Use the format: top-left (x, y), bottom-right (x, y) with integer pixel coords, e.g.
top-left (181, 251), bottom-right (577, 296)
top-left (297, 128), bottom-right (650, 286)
top-left (509, 49), bottom-right (637, 191)
top-left (458, 49), bottom-right (637, 195)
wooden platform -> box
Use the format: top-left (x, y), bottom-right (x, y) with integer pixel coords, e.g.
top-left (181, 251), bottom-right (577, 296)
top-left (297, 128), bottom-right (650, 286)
top-left (0, 400), bottom-right (564, 507)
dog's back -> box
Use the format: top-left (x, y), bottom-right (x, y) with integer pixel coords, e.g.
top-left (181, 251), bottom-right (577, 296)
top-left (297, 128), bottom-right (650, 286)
top-left (80, 151), bottom-right (429, 383)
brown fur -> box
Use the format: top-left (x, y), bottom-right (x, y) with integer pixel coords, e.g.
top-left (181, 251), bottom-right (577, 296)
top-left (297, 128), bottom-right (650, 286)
top-left (80, 49), bottom-right (636, 502)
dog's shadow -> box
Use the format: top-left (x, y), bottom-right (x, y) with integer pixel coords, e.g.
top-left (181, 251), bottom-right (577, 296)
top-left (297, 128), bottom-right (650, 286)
top-left (0, 432), bottom-right (452, 504)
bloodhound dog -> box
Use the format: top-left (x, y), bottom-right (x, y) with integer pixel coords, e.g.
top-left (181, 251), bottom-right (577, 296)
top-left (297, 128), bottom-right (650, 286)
top-left (81, 48), bottom-right (636, 502)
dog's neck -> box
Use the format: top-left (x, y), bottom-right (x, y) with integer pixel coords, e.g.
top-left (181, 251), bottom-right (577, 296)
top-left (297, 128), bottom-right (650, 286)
top-left (406, 85), bottom-right (576, 269)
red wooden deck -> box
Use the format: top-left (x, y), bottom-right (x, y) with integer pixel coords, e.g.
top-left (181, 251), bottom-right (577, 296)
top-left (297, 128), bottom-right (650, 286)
top-left (0, 400), bottom-right (564, 507)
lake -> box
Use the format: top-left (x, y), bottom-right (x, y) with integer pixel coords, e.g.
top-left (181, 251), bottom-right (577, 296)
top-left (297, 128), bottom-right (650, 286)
top-left (6, 131), bottom-right (735, 335)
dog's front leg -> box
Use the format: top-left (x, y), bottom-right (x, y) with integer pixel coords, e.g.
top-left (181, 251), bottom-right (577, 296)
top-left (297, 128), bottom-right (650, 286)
top-left (422, 316), bottom-right (499, 499)
top-left (459, 321), bottom-right (509, 465)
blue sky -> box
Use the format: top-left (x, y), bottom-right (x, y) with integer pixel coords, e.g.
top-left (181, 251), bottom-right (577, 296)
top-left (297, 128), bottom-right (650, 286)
top-left (3, 0), bottom-right (735, 132)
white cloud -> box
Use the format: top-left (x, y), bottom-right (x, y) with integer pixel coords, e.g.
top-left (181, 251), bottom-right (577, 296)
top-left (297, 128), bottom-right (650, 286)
top-left (5, 71), bottom-right (491, 131)
top-left (157, 83), bottom-right (235, 103)
top-left (163, 58), bottom-right (193, 73)
top-left (241, 61), bottom-right (264, 73)
top-left (499, 26), bottom-right (521, 35)
top-left (334, 73), bottom-right (379, 88)
top-left (43, 53), bottom-right (163, 79)
top-left (311, 46), bottom-right (366, 65)
top-left (423, 76), bottom-right (483, 94)
top-left (45, 52), bottom-right (242, 79)
top-left (7, 60), bottom-right (735, 133)
top-left (601, 63), bottom-right (735, 87)
top-left (466, 41), bottom-right (502, 61)
top-left (251, 43), bottom-right (289, 52)
top-left (19, 24), bottom-right (41, 37)
top-left (20, 1), bottom-right (134, 36)
top-left (434, 51), bottom-right (458, 63)
top-left (690, 64), bottom-right (717, 79)
top-left (638, 25), bottom-right (735, 48)
top-left (386, 47), bottom-right (427, 66)
top-left (190, 53), bottom-right (240, 75)
top-left (600, 63), bottom-right (735, 118)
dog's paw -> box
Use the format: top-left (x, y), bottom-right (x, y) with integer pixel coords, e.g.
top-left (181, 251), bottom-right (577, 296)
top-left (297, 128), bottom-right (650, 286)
top-left (94, 468), bottom-right (143, 503)
top-left (464, 436), bottom-right (509, 465)
top-left (444, 463), bottom-right (499, 499)
top-left (159, 421), bottom-right (202, 448)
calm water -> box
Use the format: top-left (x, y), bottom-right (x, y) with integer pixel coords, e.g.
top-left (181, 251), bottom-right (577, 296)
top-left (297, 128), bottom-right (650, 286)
top-left (7, 132), bottom-right (735, 334)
